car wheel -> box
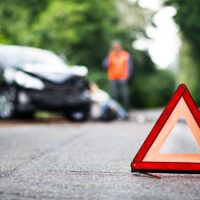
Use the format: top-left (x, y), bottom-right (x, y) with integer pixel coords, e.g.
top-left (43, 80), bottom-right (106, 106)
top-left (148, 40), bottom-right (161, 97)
top-left (0, 88), bottom-right (16, 119)
top-left (17, 111), bottom-right (35, 119)
top-left (64, 110), bottom-right (89, 122)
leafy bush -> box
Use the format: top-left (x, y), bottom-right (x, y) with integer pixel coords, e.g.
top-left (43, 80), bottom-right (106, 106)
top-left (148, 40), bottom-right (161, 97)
top-left (130, 70), bottom-right (176, 108)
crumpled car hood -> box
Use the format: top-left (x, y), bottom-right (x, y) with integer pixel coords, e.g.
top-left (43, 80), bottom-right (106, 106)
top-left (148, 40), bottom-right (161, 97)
top-left (20, 64), bottom-right (87, 84)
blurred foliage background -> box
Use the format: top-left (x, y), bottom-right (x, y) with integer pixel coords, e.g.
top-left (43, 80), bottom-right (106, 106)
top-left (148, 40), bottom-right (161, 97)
top-left (166, 0), bottom-right (200, 105)
top-left (0, 0), bottom-right (198, 108)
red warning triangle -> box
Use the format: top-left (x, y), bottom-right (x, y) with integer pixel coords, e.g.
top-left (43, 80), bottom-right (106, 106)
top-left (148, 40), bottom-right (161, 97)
top-left (131, 84), bottom-right (200, 173)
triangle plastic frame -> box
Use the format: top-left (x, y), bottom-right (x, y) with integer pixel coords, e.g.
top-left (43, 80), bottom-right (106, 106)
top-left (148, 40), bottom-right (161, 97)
top-left (131, 84), bottom-right (200, 173)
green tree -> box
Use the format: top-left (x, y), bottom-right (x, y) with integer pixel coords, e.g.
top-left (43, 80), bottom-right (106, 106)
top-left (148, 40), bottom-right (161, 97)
top-left (0, 0), bottom-right (49, 44)
top-left (31, 0), bottom-right (118, 68)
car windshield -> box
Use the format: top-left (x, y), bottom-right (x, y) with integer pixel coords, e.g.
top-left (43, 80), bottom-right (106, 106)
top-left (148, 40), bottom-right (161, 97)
top-left (0, 46), bottom-right (68, 69)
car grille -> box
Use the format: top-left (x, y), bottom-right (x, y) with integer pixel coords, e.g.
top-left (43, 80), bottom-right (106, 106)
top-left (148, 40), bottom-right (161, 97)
top-left (30, 78), bottom-right (89, 107)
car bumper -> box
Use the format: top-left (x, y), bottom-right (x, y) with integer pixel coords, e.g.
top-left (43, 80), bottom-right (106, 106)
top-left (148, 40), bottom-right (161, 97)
top-left (16, 89), bottom-right (91, 111)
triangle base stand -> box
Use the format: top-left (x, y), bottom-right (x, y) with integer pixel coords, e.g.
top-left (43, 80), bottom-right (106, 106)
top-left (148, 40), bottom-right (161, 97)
top-left (133, 171), bottom-right (161, 179)
top-left (131, 162), bottom-right (200, 174)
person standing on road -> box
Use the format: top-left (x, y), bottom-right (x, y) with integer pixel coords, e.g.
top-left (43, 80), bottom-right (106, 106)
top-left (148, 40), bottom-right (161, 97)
top-left (103, 40), bottom-right (133, 111)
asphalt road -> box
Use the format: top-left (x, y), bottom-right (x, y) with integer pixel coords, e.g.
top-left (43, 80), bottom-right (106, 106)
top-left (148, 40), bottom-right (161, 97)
top-left (0, 117), bottom-right (199, 200)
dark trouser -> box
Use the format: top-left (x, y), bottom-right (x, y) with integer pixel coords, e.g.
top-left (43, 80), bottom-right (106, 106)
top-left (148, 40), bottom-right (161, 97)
top-left (110, 80), bottom-right (130, 111)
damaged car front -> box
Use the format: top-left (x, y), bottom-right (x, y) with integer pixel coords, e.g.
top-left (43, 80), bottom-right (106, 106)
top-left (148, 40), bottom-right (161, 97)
top-left (0, 45), bottom-right (91, 120)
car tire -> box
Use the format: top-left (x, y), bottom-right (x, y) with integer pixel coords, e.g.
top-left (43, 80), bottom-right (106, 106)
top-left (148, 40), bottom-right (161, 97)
top-left (0, 87), bottom-right (16, 119)
top-left (16, 111), bottom-right (35, 119)
top-left (64, 108), bottom-right (90, 122)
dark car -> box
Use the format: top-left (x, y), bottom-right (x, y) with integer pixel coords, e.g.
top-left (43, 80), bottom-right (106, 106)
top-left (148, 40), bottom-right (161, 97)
top-left (0, 45), bottom-right (91, 120)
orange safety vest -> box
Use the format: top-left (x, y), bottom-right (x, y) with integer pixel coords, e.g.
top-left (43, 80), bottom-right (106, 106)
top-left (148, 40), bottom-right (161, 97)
top-left (108, 50), bottom-right (129, 80)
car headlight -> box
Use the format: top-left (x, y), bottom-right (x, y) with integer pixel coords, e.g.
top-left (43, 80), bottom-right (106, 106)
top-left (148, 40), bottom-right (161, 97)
top-left (71, 66), bottom-right (88, 76)
top-left (3, 68), bottom-right (16, 84)
top-left (15, 71), bottom-right (44, 90)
